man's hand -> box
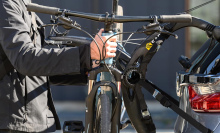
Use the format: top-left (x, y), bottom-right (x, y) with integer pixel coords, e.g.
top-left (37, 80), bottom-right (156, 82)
top-left (90, 29), bottom-right (117, 60)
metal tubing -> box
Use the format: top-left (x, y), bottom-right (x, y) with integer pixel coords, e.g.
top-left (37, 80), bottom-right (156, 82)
top-left (112, 0), bottom-right (119, 14)
top-left (120, 101), bottom-right (126, 121)
top-left (88, 80), bottom-right (95, 95)
top-left (27, 3), bottom-right (192, 23)
top-left (65, 11), bottom-right (152, 22)
top-left (116, 81), bottom-right (121, 93)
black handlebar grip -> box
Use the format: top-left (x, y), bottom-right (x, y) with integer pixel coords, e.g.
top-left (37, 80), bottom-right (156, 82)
top-left (27, 3), bottom-right (60, 15)
top-left (159, 14), bottom-right (192, 23)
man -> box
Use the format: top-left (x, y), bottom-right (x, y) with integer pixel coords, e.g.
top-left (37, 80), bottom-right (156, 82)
top-left (0, 0), bottom-right (117, 132)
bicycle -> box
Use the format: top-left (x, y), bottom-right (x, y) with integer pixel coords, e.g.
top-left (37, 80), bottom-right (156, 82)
top-left (27, 1), bottom-right (220, 133)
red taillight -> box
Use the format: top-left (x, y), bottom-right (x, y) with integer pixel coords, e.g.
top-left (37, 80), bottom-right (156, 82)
top-left (188, 85), bottom-right (220, 112)
top-left (188, 85), bottom-right (197, 102)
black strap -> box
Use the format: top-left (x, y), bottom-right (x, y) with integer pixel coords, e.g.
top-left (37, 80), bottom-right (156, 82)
top-left (138, 79), bottom-right (213, 133)
top-left (146, 80), bottom-right (179, 106)
top-left (47, 77), bottom-right (61, 130)
top-left (134, 84), bottom-right (148, 111)
top-left (134, 84), bottom-right (154, 122)
top-left (0, 46), bottom-right (14, 80)
top-left (0, 58), bottom-right (14, 80)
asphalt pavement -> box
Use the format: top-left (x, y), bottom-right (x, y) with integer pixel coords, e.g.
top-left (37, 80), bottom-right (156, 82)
top-left (54, 101), bottom-right (176, 133)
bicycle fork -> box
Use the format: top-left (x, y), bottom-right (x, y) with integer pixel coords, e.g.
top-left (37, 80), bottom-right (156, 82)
top-left (85, 65), bottom-right (122, 133)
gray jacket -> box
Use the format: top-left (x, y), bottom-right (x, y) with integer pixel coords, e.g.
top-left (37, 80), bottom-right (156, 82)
top-left (0, 0), bottom-right (90, 132)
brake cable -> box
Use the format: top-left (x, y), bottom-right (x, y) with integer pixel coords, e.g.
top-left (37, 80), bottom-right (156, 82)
top-left (182, 0), bottom-right (216, 14)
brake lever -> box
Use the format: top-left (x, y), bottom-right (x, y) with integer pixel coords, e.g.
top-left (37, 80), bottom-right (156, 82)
top-left (39, 15), bottom-right (81, 30)
top-left (38, 16), bottom-right (58, 28)
top-left (161, 30), bottom-right (178, 39)
top-left (58, 16), bottom-right (81, 30)
top-left (142, 23), bottom-right (161, 35)
top-left (142, 23), bottom-right (178, 39)
top-left (39, 23), bottom-right (57, 28)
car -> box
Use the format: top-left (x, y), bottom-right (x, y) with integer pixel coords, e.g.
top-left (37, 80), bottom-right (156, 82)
top-left (174, 39), bottom-right (220, 133)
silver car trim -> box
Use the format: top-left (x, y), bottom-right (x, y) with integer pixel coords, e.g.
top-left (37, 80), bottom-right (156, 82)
top-left (176, 72), bottom-right (220, 97)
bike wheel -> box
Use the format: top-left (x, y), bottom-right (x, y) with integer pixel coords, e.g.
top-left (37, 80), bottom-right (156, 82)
top-left (94, 94), bottom-right (111, 133)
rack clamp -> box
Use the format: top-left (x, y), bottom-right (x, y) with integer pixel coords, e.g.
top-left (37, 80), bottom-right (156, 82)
top-left (153, 89), bottom-right (171, 108)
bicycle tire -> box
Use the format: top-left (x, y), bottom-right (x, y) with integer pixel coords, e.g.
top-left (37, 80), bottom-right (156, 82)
top-left (94, 94), bottom-right (111, 133)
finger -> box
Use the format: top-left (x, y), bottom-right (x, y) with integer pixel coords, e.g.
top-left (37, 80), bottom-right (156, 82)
top-left (97, 28), bottom-right (104, 36)
top-left (100, 36), bottom-right (107, 42)
top-left (92, 60), bottom-right (100, 68)
top-left (94, 34), bottom-right (106, 43)
top-left (106, 41), bottom-right (117, 47)
top-left (106, 52), bottom-right (116, 58)
top-left (106, 47), bottom-right (117, 53)
top-left (107, 36), bottom-right (117, 42)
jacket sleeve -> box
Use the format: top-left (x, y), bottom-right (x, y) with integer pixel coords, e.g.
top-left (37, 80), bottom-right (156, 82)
top-left (49, 69), bottom-right (88, 85)
top-left (0, 1), bottom-right (91, 76)
top-left (49, 44), bottom-right (91, 85)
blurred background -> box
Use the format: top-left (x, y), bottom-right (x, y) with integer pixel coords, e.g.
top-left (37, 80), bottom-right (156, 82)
top-left (32, 0), bottom-right (220, 132)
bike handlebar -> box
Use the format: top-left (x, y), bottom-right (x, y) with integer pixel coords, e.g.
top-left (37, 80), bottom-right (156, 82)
top-left (27, 3), bottom-right (192, 23)
top-left (27, 3), bottom-right (59, 15)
